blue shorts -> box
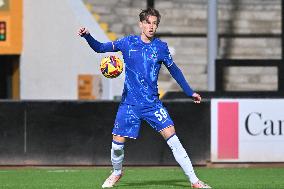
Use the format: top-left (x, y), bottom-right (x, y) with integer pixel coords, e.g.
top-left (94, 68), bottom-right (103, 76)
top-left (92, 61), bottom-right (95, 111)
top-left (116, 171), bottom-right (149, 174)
top-left (112, 103), bottom-right (174, 139)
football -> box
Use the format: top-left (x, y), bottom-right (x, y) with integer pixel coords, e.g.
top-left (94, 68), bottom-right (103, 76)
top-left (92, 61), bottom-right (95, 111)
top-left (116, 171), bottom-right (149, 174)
top-left (100, 55), bottom-right (123, 78)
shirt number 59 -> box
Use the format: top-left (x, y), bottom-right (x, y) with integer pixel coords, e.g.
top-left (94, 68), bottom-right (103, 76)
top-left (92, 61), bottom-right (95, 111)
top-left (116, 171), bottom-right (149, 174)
top-left (154, 108), bottom-right (168, 122)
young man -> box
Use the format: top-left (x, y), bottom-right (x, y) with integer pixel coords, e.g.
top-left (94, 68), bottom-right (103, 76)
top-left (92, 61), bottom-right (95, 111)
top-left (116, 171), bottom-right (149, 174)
top-left (78, 8), bottom-right (211, 189)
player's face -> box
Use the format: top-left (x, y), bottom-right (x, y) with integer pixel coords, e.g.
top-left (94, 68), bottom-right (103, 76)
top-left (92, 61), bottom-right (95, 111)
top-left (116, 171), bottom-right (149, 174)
top-left (139, 15), bottom-right (158, 41)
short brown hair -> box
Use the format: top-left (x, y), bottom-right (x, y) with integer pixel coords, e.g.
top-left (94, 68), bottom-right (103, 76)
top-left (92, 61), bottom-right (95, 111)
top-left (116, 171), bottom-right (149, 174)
top-left (139, 8), bottom-right (161, 25)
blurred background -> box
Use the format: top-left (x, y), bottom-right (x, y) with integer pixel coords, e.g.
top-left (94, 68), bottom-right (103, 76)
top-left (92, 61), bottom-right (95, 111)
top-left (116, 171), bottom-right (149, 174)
top-left (0, 0), bottom-right (283, 166)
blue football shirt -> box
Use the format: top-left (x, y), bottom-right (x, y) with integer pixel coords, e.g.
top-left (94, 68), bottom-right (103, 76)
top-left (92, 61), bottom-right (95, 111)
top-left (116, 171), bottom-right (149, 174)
top-left (83, 33), bottom-right (194, 104)
top-left (112, 35), bottom-right (173, 106)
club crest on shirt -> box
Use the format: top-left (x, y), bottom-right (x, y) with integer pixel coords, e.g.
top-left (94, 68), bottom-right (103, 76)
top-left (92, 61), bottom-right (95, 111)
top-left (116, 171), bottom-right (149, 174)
top-left (148, 51), bottom-right (158, 62)
top-left (151, 53), bottom-right (157, 59)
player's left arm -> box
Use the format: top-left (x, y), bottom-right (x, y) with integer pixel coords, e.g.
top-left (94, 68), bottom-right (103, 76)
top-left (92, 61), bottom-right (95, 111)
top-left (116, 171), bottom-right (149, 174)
top-left (162, 42), bottom-right (201, 103)
top-left (166, 63), bottom-right (201, 103)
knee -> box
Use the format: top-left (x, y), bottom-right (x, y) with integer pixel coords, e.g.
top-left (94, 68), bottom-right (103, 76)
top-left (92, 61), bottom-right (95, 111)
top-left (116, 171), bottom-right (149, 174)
top-left (160, 125), bottom-right (176, 140)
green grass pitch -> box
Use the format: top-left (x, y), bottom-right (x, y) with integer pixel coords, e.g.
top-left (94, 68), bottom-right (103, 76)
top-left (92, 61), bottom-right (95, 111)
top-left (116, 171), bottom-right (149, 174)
top-left (0, 167), bottom-right (283, 189)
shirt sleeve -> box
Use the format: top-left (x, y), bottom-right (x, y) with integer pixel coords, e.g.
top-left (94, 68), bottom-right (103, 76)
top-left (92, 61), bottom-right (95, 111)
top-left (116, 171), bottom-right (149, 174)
top-left (162, 43), bottom-right (174, 68)
top-left (166, 61), bottom-right (195, 97)
top-left (112, 36), bottom-right (128, 52)
top-left (83, 34), bottom-right (115, 53)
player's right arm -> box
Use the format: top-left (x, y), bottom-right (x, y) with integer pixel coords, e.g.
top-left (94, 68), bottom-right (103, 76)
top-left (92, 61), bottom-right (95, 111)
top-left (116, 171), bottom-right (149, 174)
top-left (78, 27), bottom-right (116, 53)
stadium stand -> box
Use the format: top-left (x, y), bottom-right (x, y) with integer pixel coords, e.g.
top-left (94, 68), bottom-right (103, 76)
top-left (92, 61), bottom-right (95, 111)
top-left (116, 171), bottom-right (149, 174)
top-left (83, 0), bottom-right (281, 92)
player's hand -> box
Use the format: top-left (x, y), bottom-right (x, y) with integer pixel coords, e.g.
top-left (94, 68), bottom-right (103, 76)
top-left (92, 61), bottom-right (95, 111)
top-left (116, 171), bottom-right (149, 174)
top-left (78, 27), bottom-right (89, 37)
top-left (192, 92), bottom-right (201, 103)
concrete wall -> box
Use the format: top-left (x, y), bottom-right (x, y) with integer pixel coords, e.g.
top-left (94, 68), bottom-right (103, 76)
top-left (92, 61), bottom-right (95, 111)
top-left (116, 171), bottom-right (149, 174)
top-left (85, 0), bottom-right (281, 92)
top-left (21, 0), bottom-right (124, 100)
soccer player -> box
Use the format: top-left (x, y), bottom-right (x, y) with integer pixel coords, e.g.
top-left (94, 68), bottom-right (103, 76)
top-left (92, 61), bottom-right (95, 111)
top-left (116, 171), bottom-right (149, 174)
top-left (78, 8), bottom-right (211, 189)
